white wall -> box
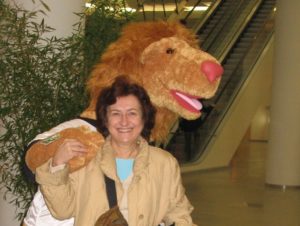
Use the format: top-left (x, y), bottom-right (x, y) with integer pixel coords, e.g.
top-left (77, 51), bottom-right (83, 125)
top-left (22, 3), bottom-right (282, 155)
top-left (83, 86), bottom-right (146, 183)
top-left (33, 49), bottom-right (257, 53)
top-left (1, 120), bottom-right (19, 225)
top-left (10, 0), bottom-right (85, 38)
top-left (250, 104), bottom-right (271, 141)
top-left (0, 192), bottom-right (20, 226)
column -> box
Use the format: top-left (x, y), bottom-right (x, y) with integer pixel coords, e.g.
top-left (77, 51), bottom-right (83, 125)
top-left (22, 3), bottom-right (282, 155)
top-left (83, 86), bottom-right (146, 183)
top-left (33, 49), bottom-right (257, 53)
top-left (266, 0), bottom-right (300, 186)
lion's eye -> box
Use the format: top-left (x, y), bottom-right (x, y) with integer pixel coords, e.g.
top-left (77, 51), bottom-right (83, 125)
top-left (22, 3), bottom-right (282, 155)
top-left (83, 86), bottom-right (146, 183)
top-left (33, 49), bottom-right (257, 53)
top-left (166, 48), bottom-right (175, 54)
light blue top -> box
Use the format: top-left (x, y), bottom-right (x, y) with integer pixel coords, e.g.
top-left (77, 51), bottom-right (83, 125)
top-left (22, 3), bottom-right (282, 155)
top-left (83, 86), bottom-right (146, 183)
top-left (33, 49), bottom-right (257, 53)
top-left (116, 158), bottom-right (134, 182)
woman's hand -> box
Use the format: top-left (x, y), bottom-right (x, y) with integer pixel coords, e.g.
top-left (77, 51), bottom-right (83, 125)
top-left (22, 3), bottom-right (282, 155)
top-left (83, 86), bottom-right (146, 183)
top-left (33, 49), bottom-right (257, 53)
top-left (52, 139), bottom-right (87, 167)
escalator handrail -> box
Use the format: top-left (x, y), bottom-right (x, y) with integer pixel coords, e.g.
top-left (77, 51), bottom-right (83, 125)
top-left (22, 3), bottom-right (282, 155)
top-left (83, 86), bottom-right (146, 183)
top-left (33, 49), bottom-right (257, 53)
top-left (218, 0), bottom-right (263, 63)
top-left (202, 0), bottom-right (262, 59)
top-left (195, 8), bottom-right (276, 162)
top-left (192, 0), bottom-right (222, 33)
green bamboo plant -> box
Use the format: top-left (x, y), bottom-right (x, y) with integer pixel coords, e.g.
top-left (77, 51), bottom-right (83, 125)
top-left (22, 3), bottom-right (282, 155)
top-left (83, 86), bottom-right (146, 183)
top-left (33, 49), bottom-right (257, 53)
top-left (0, 0), bottom-right (134, 220)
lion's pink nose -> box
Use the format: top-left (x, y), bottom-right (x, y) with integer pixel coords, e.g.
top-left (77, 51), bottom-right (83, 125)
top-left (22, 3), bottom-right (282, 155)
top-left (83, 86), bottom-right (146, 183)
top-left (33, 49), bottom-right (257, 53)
top-left (201, 60), bottom-right (224, 82)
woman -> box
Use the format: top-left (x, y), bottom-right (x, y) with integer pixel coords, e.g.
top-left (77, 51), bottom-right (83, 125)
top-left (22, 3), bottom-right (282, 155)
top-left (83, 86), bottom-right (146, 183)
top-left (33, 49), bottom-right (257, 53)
top-left (35, 76), bottom-right (195, 226)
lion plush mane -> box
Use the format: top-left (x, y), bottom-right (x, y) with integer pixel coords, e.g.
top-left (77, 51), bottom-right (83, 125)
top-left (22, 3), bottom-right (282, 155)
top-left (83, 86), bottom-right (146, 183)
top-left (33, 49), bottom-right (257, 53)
top-left (25, 20), bottom-right (223, 173)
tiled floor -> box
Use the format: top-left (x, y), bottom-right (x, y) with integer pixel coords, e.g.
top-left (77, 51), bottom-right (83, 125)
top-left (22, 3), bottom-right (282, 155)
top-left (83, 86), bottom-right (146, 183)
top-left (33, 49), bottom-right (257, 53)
top-left (182, 135), bottom-right (300, 226)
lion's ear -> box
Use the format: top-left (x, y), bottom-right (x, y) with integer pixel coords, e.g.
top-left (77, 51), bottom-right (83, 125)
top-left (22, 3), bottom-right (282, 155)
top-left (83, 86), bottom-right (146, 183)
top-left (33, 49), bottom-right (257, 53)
top-left (140, 38), bottom-right (166, 65)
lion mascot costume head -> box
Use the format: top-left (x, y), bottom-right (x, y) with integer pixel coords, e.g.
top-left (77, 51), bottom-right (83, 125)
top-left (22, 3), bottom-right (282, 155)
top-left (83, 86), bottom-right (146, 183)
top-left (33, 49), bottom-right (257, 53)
top-left (25, 20), bottom-right (223, 173)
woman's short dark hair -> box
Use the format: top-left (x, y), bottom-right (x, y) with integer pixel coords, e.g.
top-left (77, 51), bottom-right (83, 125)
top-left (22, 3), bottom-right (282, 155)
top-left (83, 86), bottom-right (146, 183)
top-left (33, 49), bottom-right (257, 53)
top-left (96, 75), bottom-right (156, 141)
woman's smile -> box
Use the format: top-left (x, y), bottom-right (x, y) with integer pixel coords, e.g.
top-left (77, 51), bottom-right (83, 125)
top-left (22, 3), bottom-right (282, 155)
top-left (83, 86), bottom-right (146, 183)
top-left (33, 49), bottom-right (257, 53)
top-left (117, 127), bottom-right (134, 132)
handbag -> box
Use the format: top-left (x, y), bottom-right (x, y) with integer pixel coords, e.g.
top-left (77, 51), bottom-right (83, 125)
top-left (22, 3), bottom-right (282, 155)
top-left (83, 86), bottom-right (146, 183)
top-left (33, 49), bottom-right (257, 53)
top-left (95, 175), bottom-right (128, 226)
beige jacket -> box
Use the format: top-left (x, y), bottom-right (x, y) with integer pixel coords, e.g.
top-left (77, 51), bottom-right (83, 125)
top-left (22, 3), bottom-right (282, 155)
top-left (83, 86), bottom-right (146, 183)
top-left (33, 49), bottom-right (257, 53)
top-left (36, 137), bottom-right (195, 226)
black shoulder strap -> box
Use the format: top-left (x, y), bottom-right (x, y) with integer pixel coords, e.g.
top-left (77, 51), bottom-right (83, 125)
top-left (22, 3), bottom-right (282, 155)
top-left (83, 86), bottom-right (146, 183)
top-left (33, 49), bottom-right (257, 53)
top-left (104, 175), bottom-right (117, 208)
top-left (78, 116), bottom-right (97, 127)
top-left (22, 140), bottom-right (40, 184)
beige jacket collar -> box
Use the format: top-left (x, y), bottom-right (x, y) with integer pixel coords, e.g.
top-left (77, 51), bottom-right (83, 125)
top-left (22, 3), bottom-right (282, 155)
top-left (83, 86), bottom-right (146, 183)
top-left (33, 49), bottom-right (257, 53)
top-left (95, 136), bottom-right (150, 181)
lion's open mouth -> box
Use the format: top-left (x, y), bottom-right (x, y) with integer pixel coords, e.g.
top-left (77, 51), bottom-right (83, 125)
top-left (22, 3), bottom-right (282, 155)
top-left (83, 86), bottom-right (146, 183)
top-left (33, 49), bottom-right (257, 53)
top-left (170, 90), bottom-right (203, 113)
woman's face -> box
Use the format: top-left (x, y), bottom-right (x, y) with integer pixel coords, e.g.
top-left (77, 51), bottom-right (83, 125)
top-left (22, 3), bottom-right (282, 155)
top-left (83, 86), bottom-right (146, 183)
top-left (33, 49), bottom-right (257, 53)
top-left (106, 95), bottom-right (144, 147)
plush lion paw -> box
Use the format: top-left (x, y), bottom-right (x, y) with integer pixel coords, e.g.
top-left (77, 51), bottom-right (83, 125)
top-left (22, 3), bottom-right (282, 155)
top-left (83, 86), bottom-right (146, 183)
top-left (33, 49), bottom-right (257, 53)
top-left (25, 126), bottom-right (104, 173)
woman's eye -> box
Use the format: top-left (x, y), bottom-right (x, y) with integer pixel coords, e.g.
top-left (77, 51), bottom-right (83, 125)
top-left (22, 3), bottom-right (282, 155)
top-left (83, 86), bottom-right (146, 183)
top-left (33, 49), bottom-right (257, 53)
top-left (110, 112), bottom-right (120, 116)
top-left (166, 48), bottom-right (175, 54)
top-left (128, 111), bottom-right (137, 116)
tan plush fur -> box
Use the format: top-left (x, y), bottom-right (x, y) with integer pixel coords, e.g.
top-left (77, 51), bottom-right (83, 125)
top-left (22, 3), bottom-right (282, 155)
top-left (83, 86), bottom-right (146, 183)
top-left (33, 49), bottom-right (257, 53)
top-left (26, 21), bottom-right (222, 173)
top-left (26, 126), bottom-right (104, 172)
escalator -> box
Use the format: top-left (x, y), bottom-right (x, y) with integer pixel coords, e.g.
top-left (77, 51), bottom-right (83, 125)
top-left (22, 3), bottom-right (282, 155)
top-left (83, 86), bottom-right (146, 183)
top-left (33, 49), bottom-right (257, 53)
top-left (165, 0), bottom-right (276, 169)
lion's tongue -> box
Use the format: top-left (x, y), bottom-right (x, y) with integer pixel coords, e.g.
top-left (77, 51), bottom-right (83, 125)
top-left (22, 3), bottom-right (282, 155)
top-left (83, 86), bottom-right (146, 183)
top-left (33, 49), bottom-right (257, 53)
top-left (173, 91), bottom-right (203, 113)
